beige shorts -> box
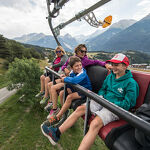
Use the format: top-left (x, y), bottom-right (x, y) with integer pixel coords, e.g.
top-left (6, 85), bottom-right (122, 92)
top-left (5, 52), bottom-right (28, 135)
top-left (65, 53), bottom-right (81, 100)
top-left (90, 99), bottom-right (119, 126)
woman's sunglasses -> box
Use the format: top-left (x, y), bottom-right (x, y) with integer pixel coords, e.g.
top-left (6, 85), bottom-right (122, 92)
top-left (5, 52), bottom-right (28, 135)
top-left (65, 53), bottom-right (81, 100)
top-left (80, 50), bottom-right (87, 53)
top-left (56, 50), bottom-right (61, 53)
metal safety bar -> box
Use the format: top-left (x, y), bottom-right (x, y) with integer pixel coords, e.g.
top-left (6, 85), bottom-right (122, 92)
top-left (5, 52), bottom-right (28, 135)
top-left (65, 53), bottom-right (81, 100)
top-left (45, 66), bottom-right (150, 136)
top-left (84, 97), bottom-right (90, 135)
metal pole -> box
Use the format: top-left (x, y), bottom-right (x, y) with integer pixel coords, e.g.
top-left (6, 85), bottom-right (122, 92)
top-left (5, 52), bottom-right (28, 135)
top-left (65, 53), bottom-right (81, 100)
top-left (52, 73), bottom-right (55, 85)
top-left (46, 66), bottom-right (48, 76)
top-left (84, 97), bottom-right (90, 135)
top-left (47, 17), bottom-right (61, 46)
top-left (63, 83), bottom-right (67, 104)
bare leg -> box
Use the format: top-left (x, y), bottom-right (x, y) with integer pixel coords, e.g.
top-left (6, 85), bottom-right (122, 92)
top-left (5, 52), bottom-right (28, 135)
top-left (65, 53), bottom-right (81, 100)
top-left (51, 83), bottom-right (64, 109)
top-left (78, 116), bottom-right (103, 150)
top-left (40, 75), bottom-right (45, 92)
top-left (59, 90), bottom-right (64, 106)
top-left (48, 82), bottom-right (53, 102)
top-left (44, 76), bottom-right (50, 98)
top-left (48, 79), bottom-right (62, 102)
top-left (59, 105), bottom-right (86, 133)
top-left (56, 92), bottom-right (81, 119)
top-left (55, 78), bottom-right (63, 84)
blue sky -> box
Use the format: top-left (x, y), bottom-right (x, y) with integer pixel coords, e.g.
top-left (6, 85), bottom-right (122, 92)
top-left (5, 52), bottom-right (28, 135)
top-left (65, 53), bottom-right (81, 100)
top-left (0, 0), bottom-right (150, 38)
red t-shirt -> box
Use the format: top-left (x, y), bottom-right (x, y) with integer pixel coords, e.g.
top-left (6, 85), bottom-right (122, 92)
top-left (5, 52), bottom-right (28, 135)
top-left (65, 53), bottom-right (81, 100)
top-left (53, 57), bottom-right (61, 72)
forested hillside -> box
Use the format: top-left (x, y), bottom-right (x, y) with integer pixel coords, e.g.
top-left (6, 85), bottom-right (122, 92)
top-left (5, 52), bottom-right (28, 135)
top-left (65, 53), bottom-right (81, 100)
top-left (0, 35), bottom-right (44, 68)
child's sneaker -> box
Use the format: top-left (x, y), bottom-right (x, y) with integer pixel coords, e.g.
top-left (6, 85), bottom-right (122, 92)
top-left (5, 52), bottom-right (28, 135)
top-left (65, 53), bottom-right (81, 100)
top-left (43, 120), bottom-right (51, 127)
top-left (40, 97), bottom-right (49, 105)
top-left (47, 108), bottom-right (60, 119)
top-left (35, 91), bottom-right (45, 98)
top-left (40, 124), bottom-right (59, 145)
top-left (48, 116), bottom-right (60, 126)
top-left (44, 102), bottom-right (53, 112)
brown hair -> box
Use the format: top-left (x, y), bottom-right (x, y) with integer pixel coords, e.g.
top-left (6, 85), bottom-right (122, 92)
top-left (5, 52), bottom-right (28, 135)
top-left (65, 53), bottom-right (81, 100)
top-left (74, 44), bottom-right (87, 54)
top-left (69, 56), bottom-right (81, 67)
top-left (55, 46), bottom-right (66, 55)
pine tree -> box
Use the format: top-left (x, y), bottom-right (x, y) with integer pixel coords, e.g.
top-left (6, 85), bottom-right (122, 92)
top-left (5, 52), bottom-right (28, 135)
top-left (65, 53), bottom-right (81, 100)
top-left (0, 35), bottom-right (10, 58)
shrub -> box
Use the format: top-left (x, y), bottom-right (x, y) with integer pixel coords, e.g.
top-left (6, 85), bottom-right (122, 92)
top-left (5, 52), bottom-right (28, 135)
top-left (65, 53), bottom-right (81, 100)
top-left (7, 58), bottom-right (43, 103)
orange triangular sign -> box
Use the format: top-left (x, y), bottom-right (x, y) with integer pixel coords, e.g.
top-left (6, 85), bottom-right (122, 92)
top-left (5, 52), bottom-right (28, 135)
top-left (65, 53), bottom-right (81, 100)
top-left (102, 15), bottom-right (112, 28)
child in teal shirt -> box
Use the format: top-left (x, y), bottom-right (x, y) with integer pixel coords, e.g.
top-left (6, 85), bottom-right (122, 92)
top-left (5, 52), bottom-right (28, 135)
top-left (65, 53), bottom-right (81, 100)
top-left (90, 53), bottom-right (139, 126)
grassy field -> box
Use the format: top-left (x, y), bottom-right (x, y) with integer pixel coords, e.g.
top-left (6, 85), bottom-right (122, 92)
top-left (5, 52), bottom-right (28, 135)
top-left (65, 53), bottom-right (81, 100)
top-left (39, 59), bottom-right (49, 70)
top-left (0, 93), bottom-right (108, 150)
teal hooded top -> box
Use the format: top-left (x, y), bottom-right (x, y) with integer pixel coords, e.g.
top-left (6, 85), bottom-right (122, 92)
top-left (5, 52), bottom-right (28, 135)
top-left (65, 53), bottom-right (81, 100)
top-left (98, 70), bottom-right (139, 110)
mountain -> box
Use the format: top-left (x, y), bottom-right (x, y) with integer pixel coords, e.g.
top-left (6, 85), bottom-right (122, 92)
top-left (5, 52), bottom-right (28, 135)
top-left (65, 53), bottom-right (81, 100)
top-left (86, 19), bottom-right (136, 51)
top-left (74, 34), bottom-right (88, 43)
top-left (110, 19), bottom-right (136, 29)
top-left (96, 14), bottom-right (150, 52)
top-left (13, 33), bottom-right (78, 52)
top-left (13, 14), bottom-right (150, 53)
top-left (59, 33), bottom-right (78, 50)
top-left (75, 29), bottom-right (105, 43)
top-left (13, 33), bottom-right (45, 43)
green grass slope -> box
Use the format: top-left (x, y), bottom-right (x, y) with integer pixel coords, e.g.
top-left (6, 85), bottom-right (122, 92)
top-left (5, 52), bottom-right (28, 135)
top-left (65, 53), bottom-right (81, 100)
top-left (0, 93), bottom-right (108, 150)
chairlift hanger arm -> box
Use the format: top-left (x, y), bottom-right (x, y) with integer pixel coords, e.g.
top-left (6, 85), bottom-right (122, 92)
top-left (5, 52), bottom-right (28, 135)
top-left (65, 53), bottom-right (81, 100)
top-left (46, 0), bottom-right (61, 45)
top-left (51, 0), bottom-right (69, 15)
top-left (54, 0), bottom-right (111, 34)
top-left (46, 0), bottom-right (69, 18)
top-left (46, 0), bottom-right (111, 45)
top-left (48, 17), bottom-right (61, 45)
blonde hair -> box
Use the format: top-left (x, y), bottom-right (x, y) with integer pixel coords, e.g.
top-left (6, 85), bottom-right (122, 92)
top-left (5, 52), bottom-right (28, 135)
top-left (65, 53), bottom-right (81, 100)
top-left (74, 44), bottom-right (87, 54)
top-left (55, 46), bottom-right (66, 55)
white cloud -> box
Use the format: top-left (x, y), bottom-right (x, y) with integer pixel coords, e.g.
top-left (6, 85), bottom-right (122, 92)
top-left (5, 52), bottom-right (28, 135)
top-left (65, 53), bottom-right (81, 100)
top-left (0, 0), bottom-right (49, 38)
top-left (133, 0), bottom-right (150, 20)
top-left (137, 0), bottom-right (150, 6)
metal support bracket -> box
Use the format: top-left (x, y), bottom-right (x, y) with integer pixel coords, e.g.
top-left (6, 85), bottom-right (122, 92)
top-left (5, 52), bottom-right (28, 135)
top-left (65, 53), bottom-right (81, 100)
top-left (53, 23), bottom-right (64, 36)
top-left (83, 12), bottom-right (102, 28)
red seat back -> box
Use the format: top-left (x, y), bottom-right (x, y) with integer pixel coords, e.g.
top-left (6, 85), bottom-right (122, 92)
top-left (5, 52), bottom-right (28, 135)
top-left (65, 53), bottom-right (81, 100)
top-left (131, 71), bottom-right (150, 109)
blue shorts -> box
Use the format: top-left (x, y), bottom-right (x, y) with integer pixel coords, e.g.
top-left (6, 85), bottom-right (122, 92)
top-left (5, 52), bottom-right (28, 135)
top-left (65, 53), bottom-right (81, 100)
top-left (66, 84), bottom-right (86, 100)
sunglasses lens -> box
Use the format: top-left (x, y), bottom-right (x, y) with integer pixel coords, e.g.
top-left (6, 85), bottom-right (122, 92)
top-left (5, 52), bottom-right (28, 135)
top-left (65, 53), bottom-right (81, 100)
top-left (56, 51), bottom-right (61, 53)
top-left (81, 50), bottom-right (87, 53)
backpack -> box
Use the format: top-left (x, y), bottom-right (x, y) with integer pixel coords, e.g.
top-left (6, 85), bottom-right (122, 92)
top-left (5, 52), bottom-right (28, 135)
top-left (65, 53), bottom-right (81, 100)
top-left (135, 103), bottom-right (150, 148)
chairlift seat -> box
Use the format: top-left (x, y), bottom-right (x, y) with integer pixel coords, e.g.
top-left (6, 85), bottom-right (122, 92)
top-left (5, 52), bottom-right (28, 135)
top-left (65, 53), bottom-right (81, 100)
top-left (98, 71), bottom-right (150, 149)
top-left (71, 66), bottom-right (150, 150)
top-left (107, 79), bottom-right (150, 150)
